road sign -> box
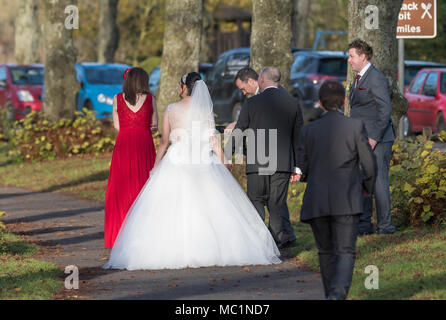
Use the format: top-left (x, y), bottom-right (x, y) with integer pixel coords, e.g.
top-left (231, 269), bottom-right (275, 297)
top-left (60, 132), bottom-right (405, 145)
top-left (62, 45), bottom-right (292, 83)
top-left (397, 0), bottom-right (436, 38)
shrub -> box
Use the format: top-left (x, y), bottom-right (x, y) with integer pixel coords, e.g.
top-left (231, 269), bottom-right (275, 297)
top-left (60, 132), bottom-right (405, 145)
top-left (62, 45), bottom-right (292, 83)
top-left (390, 131), bottom-right (446, 227)
top-left (6, 109), bottom-right (117, 162)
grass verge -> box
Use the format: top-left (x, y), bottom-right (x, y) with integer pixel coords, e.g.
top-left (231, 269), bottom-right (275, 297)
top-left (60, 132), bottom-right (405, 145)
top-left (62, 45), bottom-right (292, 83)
top-left (0, 222), bottom-right (63, 299)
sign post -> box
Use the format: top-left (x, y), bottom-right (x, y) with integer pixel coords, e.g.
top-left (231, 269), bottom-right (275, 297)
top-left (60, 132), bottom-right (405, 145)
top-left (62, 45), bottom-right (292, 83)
top-left (396, 0), bottom-right (436, 139)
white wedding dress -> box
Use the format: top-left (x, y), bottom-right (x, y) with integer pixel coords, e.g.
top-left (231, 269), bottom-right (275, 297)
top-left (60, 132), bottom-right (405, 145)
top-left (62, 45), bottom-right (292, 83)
top-left (103, 81), bottom-right (281, 270)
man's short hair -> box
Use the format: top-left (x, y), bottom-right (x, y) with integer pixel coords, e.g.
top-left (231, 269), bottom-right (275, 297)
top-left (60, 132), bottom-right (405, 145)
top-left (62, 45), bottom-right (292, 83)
top-left (235, 67), bottom-right (259, 83)
top-left (348, 39), bottom-right (373, 61)
top-left (319, 80), bottom-right (345, 110)
top-left (260, 66), bottom-right (281, 84)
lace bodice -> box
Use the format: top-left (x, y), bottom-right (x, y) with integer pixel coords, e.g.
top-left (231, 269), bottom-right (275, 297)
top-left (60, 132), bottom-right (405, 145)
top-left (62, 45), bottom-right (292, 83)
top-left (118, 93), bottom-right (153, 129)
top-left (166, 102), bottom-right (216, 143)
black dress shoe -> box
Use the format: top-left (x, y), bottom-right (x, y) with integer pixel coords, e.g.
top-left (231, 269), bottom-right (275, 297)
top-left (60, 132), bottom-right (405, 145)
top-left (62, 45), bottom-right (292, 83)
top-left (358, 230), bottom-right (374, 236)
top-left (278, 240), bottom-right (297, 249)
top-left (377, 229), bottom-right (395, 235)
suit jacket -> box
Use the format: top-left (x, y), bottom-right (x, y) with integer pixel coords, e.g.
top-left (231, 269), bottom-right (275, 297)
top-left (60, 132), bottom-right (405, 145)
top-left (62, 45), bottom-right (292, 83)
top-left (349, 64), bottom-right (395, 143)
top-left (297, 110), bottom-right (376, 222)
top-left (227, 86), bottom-right (303, 175)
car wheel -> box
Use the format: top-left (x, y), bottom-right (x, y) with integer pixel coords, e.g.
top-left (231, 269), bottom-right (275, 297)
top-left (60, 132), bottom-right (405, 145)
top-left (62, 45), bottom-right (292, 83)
top-left (5, 102), bottom-right (15, 121)
top-left (232, 103), bottom-right (242, 122)
top-left (437, 112), bottom-right (446, 133)
top-left (84, 100), bottom-right (93, 111)
top-left (400, 115), bottom-right (412, 138)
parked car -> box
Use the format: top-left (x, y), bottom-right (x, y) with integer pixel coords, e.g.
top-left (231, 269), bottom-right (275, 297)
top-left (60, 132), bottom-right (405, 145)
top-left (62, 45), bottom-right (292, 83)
top-left (0, 63), bottom-right (44, 120)
top-left (149, 63), bottom-right (214, 96)
top-left (75, 63), bottom-right (132, 118)
top-left (402, 68), bottom-right (446, 136)
top-left (290, 50), bottom-right (348, 123)
top-left (403, 60), bottom-right (446, 91)
top-left (205, 48), bottom-right (251, 124)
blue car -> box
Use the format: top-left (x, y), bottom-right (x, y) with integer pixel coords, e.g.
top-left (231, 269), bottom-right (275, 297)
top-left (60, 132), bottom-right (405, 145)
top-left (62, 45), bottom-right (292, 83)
top-left (75, 63), bottom-right (131, 118)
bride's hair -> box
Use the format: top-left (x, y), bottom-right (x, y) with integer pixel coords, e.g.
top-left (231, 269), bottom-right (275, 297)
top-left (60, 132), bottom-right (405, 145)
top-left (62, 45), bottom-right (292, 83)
top-left (123, 67), bottom-right (151, 105)
top-left (180, 72), bottom-right (202, 96)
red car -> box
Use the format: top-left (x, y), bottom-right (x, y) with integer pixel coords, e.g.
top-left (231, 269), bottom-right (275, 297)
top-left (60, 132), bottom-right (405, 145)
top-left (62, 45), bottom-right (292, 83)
top-left (0, 64), bottom-right (44, 120)
top-left (404, 68), bottom-right (446, 136)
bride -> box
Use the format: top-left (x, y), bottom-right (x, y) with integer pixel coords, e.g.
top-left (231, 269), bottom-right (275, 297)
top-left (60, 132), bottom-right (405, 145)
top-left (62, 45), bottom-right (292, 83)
top-left (103, 72), bottom-right (281, 270)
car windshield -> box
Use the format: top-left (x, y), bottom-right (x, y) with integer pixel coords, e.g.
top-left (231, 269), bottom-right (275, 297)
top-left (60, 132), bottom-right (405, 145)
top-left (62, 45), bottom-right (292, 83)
top-left (85, 67), bottom-right (126, 85)
top-left (10, 67), bottom-right (44, 85)
top-left (405, 67), bottom-right (424, 86)
top-left (318, 58), bottom-right (347, 77)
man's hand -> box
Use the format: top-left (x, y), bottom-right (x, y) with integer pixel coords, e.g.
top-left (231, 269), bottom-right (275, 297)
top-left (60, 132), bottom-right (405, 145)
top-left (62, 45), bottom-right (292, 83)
top-left (225, 121), bottom-right (237, 132)
top-left (290, 173), bottom-right (301, 182)
top-left (368, 138), bottom-right (377, 150)
top-left (362, 189), bottom-right (371, 198)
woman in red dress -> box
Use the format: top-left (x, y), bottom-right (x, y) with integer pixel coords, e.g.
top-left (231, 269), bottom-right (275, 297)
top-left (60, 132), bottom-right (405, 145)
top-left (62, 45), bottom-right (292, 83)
top-left (104, 68), bottom-right (157, 248)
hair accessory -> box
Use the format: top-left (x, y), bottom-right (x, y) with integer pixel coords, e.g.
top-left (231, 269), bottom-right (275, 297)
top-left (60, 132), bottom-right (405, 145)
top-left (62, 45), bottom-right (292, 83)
top-left (123, 68), bottom-right (131, 79)
top-left (181, 73), bottom-right (188, 85)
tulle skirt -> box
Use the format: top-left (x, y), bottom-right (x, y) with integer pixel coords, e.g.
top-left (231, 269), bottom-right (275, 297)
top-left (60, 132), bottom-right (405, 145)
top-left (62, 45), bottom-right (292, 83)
top-left (103, 142), bottom-right (281, 270)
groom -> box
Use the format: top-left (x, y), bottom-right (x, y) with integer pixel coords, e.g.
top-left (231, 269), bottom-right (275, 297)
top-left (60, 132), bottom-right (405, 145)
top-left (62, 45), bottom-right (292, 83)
top-left (225, 66), bottom-right (302, 251)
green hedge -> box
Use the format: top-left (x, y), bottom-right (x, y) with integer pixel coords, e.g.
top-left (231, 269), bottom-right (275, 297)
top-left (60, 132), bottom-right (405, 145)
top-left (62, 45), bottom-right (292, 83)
top-left (5, 109), bottom-right (117, 162)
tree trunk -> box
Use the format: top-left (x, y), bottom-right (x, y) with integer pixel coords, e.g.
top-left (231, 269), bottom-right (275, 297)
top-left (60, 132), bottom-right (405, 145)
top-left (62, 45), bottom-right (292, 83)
top-left (157, 0), bottom-right (202, 123)
top-left (98, 0), bottom-right (119, 63)
top-left (291, 0), bottom-right (311, 49)
top-left (346, 0), bottom-right (408, 132)
top-left (132, 0), bottom-right (156, 66)
top-left (42, 0), bottom-right (80, 121)
top-left (14, 0), bottom-right (40, 64)
top-left (251, 0), bottom-right (294, 91)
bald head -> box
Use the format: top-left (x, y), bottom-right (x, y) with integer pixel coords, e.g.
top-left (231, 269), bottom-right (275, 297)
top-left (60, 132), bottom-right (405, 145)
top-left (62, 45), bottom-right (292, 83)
top-left (259, 66), bottom-right (280, 92)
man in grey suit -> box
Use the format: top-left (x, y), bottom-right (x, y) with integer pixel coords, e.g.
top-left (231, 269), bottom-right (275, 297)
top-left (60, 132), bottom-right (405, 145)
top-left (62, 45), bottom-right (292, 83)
top-left (347, 39), bottom-right (396, 235)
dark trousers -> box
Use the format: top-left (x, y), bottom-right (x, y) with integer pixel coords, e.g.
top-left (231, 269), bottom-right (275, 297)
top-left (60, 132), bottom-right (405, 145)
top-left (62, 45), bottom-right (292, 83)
top-left (247, 172), bottom-right (296, 246)
top-left (309, 214), bottom-right (360, 300)
top-left (360, 141), bottom-right (395, 234)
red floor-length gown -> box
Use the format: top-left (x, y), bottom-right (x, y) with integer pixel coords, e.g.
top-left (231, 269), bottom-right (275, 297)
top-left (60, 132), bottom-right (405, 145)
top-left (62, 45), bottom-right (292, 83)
top-left (104, 93), bottom-right (156, 248)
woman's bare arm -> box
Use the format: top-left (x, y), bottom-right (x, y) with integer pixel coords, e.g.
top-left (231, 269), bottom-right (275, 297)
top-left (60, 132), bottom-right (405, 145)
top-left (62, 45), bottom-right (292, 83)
top-left (151, 95), bottom-right (159, 134)
top-left (153, 110), bottom-right (170, 168)
top-left (112, 95), bottom-right (119, 131)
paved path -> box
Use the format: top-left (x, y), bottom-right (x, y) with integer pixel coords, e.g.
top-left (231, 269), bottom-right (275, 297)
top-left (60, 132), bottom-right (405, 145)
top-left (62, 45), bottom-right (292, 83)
top-left (0, 186), bottom-right (324, 300)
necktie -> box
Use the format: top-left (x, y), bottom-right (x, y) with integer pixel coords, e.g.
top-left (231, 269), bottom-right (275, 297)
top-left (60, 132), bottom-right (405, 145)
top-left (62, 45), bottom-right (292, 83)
top-left (355, 75), bottom-right (361, 87)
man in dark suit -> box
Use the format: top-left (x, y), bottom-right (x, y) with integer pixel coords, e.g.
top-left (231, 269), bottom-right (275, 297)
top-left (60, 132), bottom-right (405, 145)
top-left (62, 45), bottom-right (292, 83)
top-left (225, 66), bottom-right (302, 250)
top-left (348, 39), bottom-right (396, 235)
top-left (297, 80), bottom-right (376, 300)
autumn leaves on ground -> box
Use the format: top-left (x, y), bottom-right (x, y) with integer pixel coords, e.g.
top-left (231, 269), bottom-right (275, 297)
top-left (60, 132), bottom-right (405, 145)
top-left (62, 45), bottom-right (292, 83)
top-left (1, 141), bottom-right (445, 300)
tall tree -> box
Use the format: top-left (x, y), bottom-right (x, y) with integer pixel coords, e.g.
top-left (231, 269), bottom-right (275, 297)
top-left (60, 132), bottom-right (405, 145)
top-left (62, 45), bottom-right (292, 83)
top-left (251, 0), bottom-right (294, 91)
top-left (291, 0), bottom-right (311, 49)
top-left (132, 0), bottom-right (157, 66)
top-left (346, 0), bottom-right (408, 130)
top-left (42, 0), bottom-right (80, 121)
top-left (98, 0), bottom-right (119, 63)
top-left (14, 0), bottom-right (40, 64)
top-left (157, 0), bottom-right (203, 122)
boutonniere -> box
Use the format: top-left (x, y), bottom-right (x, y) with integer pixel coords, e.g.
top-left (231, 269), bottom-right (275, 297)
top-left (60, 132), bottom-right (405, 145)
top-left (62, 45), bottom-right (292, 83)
top-left (346, 82), bottom-right (353, 94)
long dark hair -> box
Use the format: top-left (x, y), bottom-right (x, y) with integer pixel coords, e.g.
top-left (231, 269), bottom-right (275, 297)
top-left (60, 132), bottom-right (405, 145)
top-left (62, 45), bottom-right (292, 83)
top-left (123, 67), bottom-right (151, 105)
